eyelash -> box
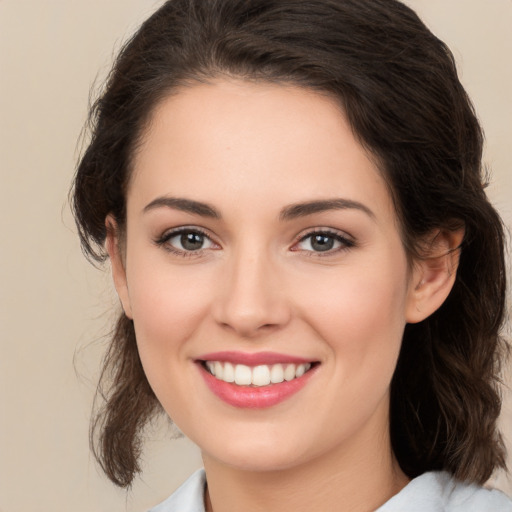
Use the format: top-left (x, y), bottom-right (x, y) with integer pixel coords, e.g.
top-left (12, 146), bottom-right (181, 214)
top-left (292, 229), bottom-right (355, 256)
top-left (154, 227), bottom-right (355, 257)
top-left (154, 227), bottom-right (217, 258)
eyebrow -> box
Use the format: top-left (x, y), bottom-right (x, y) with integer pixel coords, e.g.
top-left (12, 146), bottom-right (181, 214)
top-left (279, 199), bottom-right (375, 221)
top-left (143, 197), bottom-right (220, 218)
top-left (143, 196), bottom-right (374, 221)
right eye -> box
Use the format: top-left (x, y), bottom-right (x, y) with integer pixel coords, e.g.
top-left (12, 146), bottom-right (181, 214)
top-left (156, 228), bottom-right (217, 255)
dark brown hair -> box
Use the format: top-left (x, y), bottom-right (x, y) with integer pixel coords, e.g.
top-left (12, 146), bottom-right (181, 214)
top-left (71, 0), bottom-right (508, 488)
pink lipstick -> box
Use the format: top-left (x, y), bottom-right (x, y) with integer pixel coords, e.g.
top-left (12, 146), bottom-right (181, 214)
top-left (196, 351), bottom-right (318, 409)
top-left (199, 351), bottom-right (312, 366)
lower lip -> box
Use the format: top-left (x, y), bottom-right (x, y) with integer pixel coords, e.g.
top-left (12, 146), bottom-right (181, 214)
top-left (198, 364), bottom-right (316, 409)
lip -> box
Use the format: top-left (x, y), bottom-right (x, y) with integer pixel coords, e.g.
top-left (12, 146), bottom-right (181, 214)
top-left (196, 353), bottom-right (318, 409)
top-left (197, 351), bottom-right (313, 366)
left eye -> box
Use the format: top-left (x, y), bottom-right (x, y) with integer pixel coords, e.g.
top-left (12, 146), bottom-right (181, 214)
top-left (295, 232), bottom-right (351, 253)
top-left (164, 230), bottom-right (215, 252)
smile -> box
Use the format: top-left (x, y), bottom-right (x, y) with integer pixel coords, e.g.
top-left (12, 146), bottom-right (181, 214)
top-left (204, 361), bottom-right (312, 387)
top-left (196, 352), bottom-right (319, 408)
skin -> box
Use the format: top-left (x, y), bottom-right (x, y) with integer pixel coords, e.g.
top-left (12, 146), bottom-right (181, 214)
top-left (107, 79), bottom-right (463, 512)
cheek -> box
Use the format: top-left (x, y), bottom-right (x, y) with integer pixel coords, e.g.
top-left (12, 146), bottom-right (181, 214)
top-left (126, 266), bottom-right (217, 426)
top-left (288, 257), bottom-right (409, 442)
top-left (299, 255), bottom-right (407, 325)
top-left (125, 253), bottom-right (215, 376)
top-left (293, 253), bottom-right (409, 377)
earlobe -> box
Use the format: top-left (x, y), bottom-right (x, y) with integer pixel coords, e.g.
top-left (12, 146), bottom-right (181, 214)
top-left (406, 227), bottom-right (464, 324)
top-left (105, 215), bottom-right (133, 319)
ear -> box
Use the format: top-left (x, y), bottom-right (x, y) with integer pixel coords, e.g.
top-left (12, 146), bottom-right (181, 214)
top-left (406, 227), bottom-right (465, 324)
top-left (105, 215), bottom-right (133, 319)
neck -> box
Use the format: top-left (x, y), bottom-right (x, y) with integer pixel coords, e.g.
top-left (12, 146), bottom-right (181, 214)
top-left (202, 415), bottom-right (409, 512)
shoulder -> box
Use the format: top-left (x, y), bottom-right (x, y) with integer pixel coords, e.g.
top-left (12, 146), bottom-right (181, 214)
top-left (148, 469), bottom-right (206, 512)
top-left (148, 468), bottom-right (512, 512)
top-left (377, 471), bottom-right (512, 512)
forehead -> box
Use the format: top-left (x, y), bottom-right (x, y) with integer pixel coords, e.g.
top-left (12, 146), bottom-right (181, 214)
top-left (129, 79), bottom-right (394, 223)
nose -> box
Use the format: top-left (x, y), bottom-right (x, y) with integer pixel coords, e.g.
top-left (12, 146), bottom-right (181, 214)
top-left (212, 249), bottom-right (291, 338)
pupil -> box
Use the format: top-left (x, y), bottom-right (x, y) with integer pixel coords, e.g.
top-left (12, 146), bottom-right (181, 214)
top-left (312, 234), bottom-right (334, 252)
top-left (181, 232), bottom-right (204, 250)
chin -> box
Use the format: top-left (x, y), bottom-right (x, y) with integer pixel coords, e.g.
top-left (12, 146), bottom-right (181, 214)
top-left (200, 430), bottom-right (316, 473)
top-left (210, 450), bottom-right (307, 473)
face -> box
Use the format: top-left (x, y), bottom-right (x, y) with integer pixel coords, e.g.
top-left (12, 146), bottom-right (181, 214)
top-left (111, 79), bottom-right (427, 473)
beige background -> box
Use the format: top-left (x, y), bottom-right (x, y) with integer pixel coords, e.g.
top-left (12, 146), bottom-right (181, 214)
top-left (0, 1), bottom-right (510, 511)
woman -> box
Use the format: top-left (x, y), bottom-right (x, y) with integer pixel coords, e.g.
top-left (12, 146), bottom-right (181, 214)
top-left (71, 0), bottom-right (511, 510)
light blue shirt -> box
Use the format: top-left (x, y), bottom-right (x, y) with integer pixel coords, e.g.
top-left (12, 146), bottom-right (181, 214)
top-left (149, 468), bottom-right (512, 511)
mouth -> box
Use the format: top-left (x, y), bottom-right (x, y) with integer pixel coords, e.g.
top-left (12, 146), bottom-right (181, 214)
top-left (201, 360), bottom-right (315, 387)
top-left (195, 352), bottom-right (319, 408)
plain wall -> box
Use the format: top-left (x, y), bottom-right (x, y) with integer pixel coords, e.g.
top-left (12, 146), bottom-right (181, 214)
top-left (0, 1), bottom-right (510, 511)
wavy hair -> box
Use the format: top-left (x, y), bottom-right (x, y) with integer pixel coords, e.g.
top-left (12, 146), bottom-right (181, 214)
top-left (71, 0), bottom-right (508, 487)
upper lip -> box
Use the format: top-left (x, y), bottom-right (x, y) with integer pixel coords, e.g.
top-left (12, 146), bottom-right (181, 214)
top-left (196, 351), bottom-right (316, 366)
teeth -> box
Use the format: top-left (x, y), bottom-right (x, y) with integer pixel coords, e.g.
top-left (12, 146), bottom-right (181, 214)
top-left (234, 364), bottom-right (252, 385)
top-left (295, 363), bottom-right (307, 378)
top-left (270, 364), bottom-right (284, 384)
top-left (205, 361), bottom-right (312, 386)
top-left (214, 361), bottom-right (224, 380)
top-left (252, 365), bottom-right (270, 386)
top-left (284, 364), bottom-right (296, 381)
top-left (223, 362), bottom-right (235, 382)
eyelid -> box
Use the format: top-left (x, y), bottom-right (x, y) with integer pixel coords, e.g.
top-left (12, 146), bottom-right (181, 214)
top-left (154, 225), bottom-right (220, 255)
top-left (291, 227), bottom-right (355, 254)
top-left (153, 225), bottom-right (354, 257)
